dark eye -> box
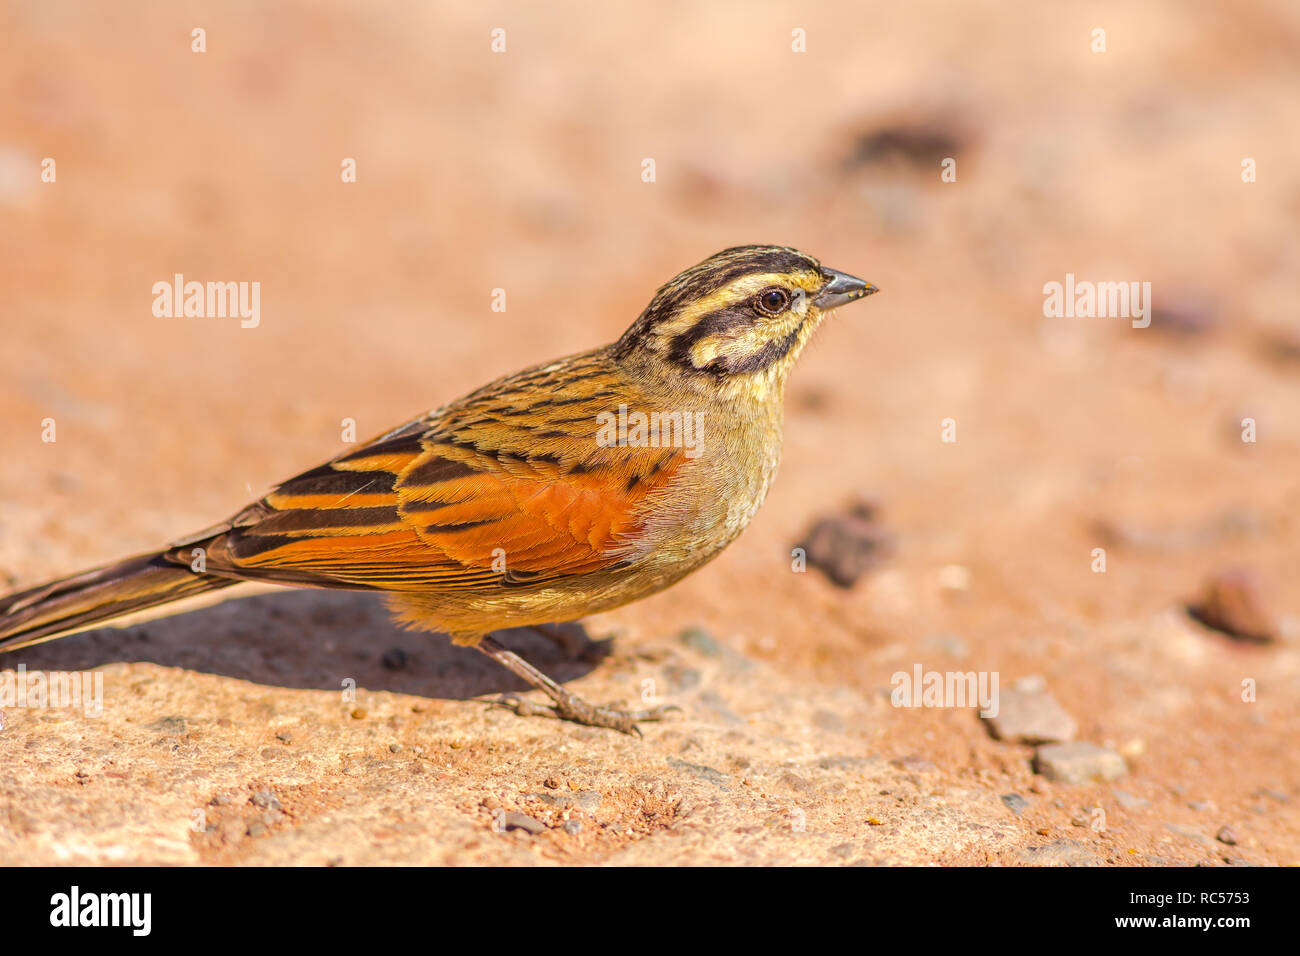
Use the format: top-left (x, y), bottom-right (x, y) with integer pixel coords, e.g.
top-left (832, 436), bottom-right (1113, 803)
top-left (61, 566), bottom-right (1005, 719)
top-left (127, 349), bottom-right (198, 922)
top-left (755, 287), bottom-right (790, 316)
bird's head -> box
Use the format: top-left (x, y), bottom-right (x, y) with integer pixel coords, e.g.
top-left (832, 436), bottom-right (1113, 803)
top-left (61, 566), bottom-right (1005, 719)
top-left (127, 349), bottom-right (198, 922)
top-left (614, 245), bottom-right (877, 398)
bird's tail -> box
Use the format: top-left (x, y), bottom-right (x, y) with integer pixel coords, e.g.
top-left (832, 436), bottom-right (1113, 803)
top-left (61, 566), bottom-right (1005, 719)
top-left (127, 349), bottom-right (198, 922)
top-left (0, 551), bottom-right (236, 653)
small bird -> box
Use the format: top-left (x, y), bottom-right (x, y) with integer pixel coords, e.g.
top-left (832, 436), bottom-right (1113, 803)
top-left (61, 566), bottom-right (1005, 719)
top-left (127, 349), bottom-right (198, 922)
top-left (0, 245), bottom-right (876, 732)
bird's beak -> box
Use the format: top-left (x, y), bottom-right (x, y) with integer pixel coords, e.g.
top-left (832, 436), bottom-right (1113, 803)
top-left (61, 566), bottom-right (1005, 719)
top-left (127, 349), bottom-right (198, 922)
top-left (813, 267), bottom-right (878, 310)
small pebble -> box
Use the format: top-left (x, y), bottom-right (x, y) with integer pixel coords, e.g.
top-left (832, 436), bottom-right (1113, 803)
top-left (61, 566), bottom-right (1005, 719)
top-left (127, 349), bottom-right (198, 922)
top-left (984, 688), bottom-right (1077, 745)
top-left (502, 811), bottom-right (546, 835)
top-left (1001, 793), bottom-right (1030, 816)
top-left (251, 791), bottom-right (281, 811)
top-left (1112, 789), bottom-right (1149, 810)
top-left (1034, 742), bottom-right (1127, 784)
top-left (1216, 825), bottom-right (1239, 846)
top-left (679, 628), bottom-right (721, 657)
top-left (796, 500), bottom-right (895, 588)
top-left (1188, 568), bottom-right (1278, 643)
top-left (1166, 824), bottom-right (1212, 845)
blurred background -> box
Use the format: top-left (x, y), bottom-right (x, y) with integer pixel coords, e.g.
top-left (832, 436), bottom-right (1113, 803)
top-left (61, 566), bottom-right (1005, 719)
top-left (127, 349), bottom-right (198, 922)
top-left (1, 1), bottom-right (1297, 864)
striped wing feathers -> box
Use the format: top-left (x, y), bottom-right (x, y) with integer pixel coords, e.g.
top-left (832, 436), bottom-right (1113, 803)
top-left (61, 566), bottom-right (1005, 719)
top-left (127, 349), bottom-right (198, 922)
top-left (184, 361), bottom-right (685, 592)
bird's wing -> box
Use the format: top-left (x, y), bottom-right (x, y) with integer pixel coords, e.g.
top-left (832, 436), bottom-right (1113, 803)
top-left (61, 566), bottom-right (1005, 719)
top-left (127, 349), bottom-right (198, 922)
top-left (169, 362), bottom-right (687, 592)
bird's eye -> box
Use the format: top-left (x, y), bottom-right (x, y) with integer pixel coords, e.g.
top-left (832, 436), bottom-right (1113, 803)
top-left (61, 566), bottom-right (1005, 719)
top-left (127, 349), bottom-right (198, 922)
top-left (755, 287), bottom-right (790, 316)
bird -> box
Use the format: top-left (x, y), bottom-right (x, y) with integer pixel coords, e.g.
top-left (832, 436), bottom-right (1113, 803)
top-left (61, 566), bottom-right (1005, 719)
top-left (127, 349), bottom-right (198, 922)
top-left (0, 245), bottom-right (877, 733)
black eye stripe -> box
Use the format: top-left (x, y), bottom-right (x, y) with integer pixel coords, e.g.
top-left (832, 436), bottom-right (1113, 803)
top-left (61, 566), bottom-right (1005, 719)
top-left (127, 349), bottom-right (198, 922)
top-left (705, 321), bottom-right (804, 376)
top-left (666, 307), bottom-right (751, 368)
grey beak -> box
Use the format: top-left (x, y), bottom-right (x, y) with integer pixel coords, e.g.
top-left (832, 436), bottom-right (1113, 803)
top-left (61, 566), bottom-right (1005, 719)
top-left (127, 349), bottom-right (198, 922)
top-left (813, 267), bottom-right (878, 310)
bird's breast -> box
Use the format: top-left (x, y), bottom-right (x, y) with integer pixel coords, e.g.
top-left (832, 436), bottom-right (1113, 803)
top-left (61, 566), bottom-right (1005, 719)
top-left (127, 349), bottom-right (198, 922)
top-left (627, 404), bottom-right (784, 569)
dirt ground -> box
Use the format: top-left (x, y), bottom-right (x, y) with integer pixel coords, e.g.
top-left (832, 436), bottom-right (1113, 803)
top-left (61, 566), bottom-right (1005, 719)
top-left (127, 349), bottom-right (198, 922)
top-left (1, 1), bottom-right (1297, 866)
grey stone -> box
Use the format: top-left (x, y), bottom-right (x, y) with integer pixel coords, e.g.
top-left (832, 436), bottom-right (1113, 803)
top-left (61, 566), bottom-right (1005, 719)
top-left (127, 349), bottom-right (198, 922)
top-left (1112, 788), bottom-right (1149, 809)
top-left (985, 689), bottom-right (1077, 744)
top-left (1001, 793), bottom-right (1031, 816)
top-left (796, 503), bottom-right (895, 588)
top-left (679, 628), bottom-right (721, 657)
top-left (502, 811), bottom-right (546, 835)
top-left (251, 790), bottom-right (281, 811)
top-left (1034, 743), bottom-right (1126, 784)
top-left (1165, 823), bottom-right (1211, 845)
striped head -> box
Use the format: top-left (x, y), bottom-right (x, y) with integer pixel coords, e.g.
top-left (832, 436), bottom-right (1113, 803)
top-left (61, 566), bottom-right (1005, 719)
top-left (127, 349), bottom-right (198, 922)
top-left (614, 245), bottom-right (877, 394)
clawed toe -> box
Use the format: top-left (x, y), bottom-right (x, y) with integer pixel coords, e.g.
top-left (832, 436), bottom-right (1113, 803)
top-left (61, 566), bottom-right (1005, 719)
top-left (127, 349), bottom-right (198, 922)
top-left (484, 692), bottom-right (678, 735)
top-left (552, 697), bottom-right (681, 735)
top-left (486, 693), bottom-right (560, 721)
top-left (475, 636), bottom-right (679, 735)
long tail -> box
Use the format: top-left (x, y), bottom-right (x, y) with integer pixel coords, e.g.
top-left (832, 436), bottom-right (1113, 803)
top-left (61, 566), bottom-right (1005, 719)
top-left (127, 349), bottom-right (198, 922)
top-left (0, 551), bottom-right (237, 653)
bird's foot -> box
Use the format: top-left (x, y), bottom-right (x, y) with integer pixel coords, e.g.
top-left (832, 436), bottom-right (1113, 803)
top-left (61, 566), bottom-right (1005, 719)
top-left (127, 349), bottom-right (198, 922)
top-left (488, 691), bottom-right (678, 736)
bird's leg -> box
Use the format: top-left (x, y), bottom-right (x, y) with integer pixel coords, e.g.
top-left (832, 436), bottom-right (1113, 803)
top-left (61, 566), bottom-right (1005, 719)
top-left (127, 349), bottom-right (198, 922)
top-left (528, 623), bottom-right (612, 663)
top-left (475, 635), bottom-right (676, 735)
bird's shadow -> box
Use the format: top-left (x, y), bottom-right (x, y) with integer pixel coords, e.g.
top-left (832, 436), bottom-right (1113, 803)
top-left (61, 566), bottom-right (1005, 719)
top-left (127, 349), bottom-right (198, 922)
top-left (5, 589), bottom-right (605, 700)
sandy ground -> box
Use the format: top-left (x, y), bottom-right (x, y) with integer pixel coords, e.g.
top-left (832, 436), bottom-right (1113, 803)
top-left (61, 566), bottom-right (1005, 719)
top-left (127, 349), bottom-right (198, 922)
top-left (1, 0), bottom-right (1298, 865)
